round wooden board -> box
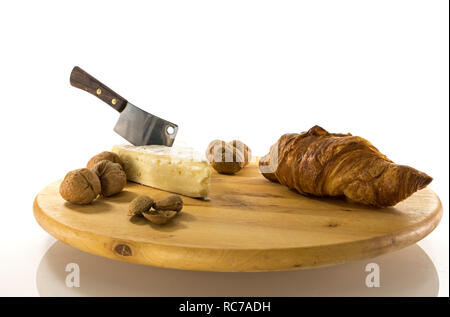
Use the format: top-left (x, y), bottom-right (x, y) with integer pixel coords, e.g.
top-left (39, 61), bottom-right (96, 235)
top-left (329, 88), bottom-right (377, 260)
top-left (33, 162), bottom-right (443, 272)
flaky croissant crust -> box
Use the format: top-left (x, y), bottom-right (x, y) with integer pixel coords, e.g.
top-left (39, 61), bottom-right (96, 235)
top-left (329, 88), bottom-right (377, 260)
top-left (259, 125), bottom-right (432, 207)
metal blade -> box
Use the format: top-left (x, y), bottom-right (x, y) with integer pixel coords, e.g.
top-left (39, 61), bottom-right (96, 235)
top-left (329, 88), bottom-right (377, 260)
top-left (113, 102), bottom-right (178, 146)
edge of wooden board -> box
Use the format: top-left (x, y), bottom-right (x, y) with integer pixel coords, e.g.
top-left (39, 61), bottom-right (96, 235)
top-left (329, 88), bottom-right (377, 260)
top-left (33, 190), bottom-right (443, 272)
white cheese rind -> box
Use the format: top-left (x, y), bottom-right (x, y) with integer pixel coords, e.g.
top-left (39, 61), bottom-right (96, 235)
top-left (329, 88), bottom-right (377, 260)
top-left (111, 144), bottom-right (211, 198)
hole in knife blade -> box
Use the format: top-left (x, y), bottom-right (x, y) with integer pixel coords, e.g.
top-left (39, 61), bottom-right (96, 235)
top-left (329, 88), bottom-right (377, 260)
top-left (166, 126), bottom-right (175, 135)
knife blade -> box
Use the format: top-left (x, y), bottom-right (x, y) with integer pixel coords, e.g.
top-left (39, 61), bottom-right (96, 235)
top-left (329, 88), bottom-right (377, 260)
top-left (69, 66), bottom-right (178, 146)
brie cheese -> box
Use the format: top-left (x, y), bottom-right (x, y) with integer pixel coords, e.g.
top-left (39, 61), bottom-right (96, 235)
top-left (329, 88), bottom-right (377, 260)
top-left (111, 144), bottom-right (211, 198)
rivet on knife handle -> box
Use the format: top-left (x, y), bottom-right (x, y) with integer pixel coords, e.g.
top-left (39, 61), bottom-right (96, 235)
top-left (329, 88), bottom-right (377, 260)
top-left (70, 66), bottom-right (127, 113)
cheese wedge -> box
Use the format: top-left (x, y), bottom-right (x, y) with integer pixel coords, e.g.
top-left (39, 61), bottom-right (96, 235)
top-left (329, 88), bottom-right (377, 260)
top-left (111, 144), bottom-right (211, 198)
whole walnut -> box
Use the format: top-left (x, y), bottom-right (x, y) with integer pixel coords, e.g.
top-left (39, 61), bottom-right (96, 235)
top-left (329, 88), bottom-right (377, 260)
top-left (91, 160), bottom-right (127, 197)
top-left (230, 140), bottom-right (252, 167)
top-left (205, 139), bottom-right (252, 174)
top-left (59, 168), bottom-right (101, 204)
top-left (87, 151), bottom-right (123, 169)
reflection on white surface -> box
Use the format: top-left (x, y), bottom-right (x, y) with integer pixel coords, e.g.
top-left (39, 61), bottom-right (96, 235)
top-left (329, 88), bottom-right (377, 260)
top-left (36, 242), bottom-right (439, 297)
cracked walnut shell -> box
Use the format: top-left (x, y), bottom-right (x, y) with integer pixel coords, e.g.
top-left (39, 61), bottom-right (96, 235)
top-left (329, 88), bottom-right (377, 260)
top-left (128, 195), bottom-right (154, 216)
top-left (142, 210), bottom-right (178, 225)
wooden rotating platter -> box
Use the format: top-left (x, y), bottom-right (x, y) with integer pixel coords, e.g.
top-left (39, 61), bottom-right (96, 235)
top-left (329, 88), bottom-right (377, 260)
top-left (33, 162), bottom-right (442, 272)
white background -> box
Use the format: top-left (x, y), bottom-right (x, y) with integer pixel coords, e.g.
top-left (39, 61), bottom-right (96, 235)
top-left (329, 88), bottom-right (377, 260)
top-left (0, 0), bottom-right (448, 296)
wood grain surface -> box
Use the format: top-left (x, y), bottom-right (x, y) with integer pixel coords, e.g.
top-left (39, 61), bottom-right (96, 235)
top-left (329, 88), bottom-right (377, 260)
top-left (33, 162), bottom-right (443, 272)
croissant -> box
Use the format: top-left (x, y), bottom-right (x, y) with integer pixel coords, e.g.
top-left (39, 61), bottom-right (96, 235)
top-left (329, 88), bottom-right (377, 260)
top-left (259, 125), bottom-right (432, 207)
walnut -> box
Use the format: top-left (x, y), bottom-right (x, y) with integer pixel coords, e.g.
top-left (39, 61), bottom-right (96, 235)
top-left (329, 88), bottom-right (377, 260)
top-left (128, 195), bottom-right (154, 216)
top-left (59, 168), bottom-right (101, 204)
top-left (230, 140), bottom-right (252, 167)
top-left (205, 139), bottom-right (252, 174)
top-left (142, 210), bottom-right (177, 225)
top-left (87, 151), bottom-right (123, 169)
top-left (154, 195), bottom-right (183, 212)
top-left (128, 194), bottom-right (182, 225)
top-left (91, 160), bottom-right (127, 197)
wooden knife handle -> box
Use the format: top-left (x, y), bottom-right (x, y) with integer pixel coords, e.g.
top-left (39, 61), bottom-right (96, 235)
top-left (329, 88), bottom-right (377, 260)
top-left (70, 66), bottom-right (128, 112)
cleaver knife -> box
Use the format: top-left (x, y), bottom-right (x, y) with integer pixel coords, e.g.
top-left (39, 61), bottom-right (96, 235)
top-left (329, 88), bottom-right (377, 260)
top-left (70, 66), bottom-right (178, 146)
